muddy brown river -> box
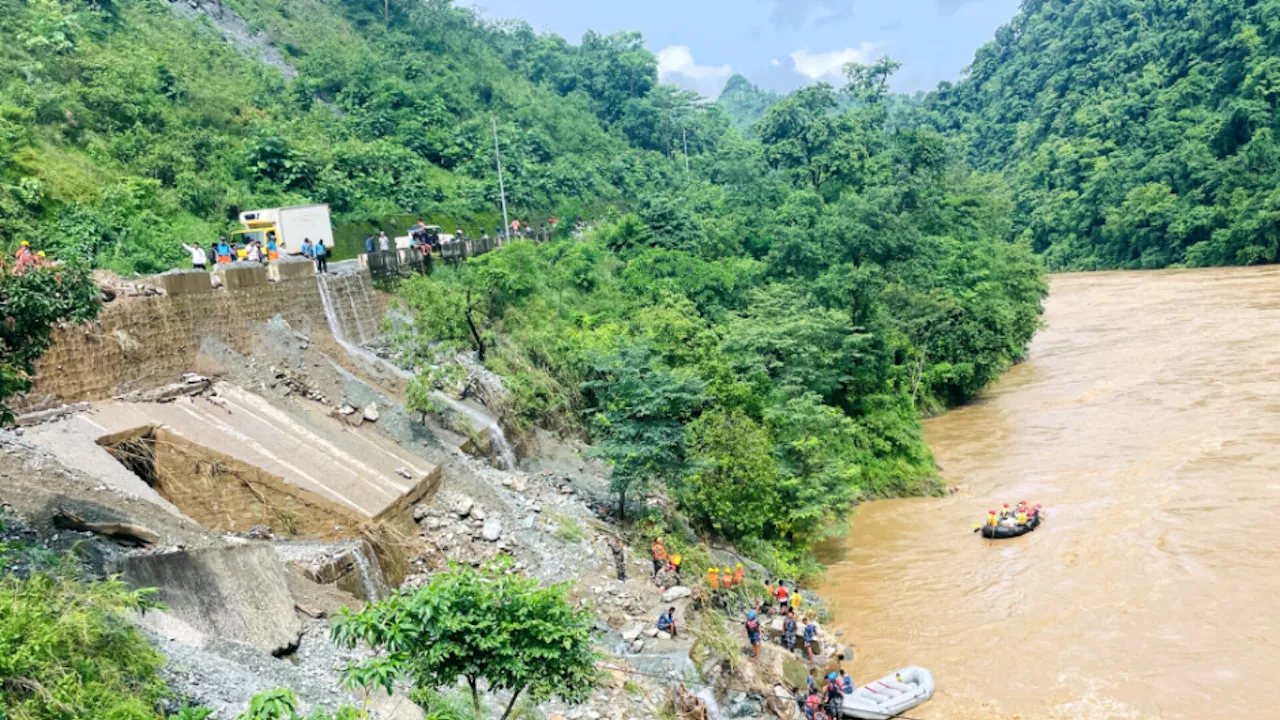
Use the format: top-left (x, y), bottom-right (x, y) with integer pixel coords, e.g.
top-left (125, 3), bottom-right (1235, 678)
top-left (816, 267), bottom-right (1280, 719)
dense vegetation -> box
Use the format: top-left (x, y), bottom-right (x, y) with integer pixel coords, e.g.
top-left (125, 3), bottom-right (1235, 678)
top-left (400, 69), bottom-right (1044, 570)
top-left (0, 262), bottom-right (100, 421)
top-left (0, 0), bottom-right (726, 273)
top-left (927, 0), bottom-right (1280, 269)
top-left (1, 0), bottom-right (1043, 566)
top-left (0, 530), bottom-right (168, 720)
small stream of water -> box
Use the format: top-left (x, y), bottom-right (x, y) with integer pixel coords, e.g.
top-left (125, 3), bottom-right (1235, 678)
top-left (316, 272), bottom-right (516, 470)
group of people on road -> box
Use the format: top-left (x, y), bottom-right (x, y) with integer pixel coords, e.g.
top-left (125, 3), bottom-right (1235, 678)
top-left (183, 233), bottom-right (327, 272)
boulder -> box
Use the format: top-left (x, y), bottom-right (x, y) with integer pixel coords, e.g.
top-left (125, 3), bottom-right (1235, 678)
top-left (629, 639), bottom-right (644, 653)
top-left (621, 626), bottom-right (643, 642)
top-left (363, 403), bottom-right (380, 422)
top-left (661, 586), bottom-right (692, 602)
top-left (455, 497), bottom-right (475, 518)
top-left (472, 508), bottom-right (487, 521)
top-left (656, 631), bottom-right (672, 641)
top-left (482, 519), bottom-right (503, 542)
top-left (642, 627), bottom-right (659, 638)
top-left (413, 504), bottom-right (429, 521)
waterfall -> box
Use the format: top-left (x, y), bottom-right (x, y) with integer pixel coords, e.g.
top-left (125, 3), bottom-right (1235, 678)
top-left (431, 391), bottom-right (517, 470)
top-left (692, 688), bottom-right (723, 720)
top-left (316, 272), bottom-right (515, 469)
top-left (318, 273), bottom-right (413, 380)
top-left (350, 541), bottom-right (391, 601)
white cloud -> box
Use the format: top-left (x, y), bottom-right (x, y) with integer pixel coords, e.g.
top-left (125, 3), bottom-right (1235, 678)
top-left (657, 45), bottom-right (734, 98)
top-left (790, 42), bottom-right (882, 81)
top-left (770, 58), bottom-right (781, 66)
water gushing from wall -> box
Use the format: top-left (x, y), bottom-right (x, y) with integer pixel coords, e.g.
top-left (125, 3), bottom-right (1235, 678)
top-left (316, 272), bottom-right (516, 469)
top-left (350, 542), bottom-right (391, 600)
top-left (431, 391), bottom-right (517, 470)
top-left (317, 273), bottom-right (413, 380)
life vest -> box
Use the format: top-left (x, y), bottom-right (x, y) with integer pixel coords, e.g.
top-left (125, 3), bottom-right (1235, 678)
top-left (776, 586), bottom-right (790, 603)
top-left (651, 542), bottom-right (667, 563)
top-left (732, 567), bottom-right (744, 585)
top-left (745, 619), bottom-right (759, 635)
top-left (720, 570), bottom-right (734, 588)
top-left (1016, 511), bottom-right (1027, 524)
top-left (707, 568), bottom-right (719, 586)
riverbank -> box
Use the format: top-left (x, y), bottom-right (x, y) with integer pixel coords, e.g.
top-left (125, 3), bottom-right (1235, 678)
top-left (814, 266), bottom-right (1280, 720)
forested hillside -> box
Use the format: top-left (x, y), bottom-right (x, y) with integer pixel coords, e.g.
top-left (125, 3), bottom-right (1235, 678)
top-left (400, 76), bottom-right (1044, 569)
top-left (929, 0), bottom-right (1280, 270)
top-left (0, 0), bottom-right (724, 273)
top-left (0, 0), bottom-right (1046, 570)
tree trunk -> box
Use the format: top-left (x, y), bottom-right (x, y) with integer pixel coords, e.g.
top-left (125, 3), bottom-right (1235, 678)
top-left (468, 677), bottom-right (481, 720)
top-left (499, 686), bottom-right (525, 720)
top-left (464, 289), bottom-right (485, 361)
top-left (617, 487), bottom-right (626, 522)
top-left (910, 347), bottom-right (927, 403)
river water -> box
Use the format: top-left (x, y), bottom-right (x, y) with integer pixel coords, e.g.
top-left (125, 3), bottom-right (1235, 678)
top-left (816, 267), bottom-right (1280, 719)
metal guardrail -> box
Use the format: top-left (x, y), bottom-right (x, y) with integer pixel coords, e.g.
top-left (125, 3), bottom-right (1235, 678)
top-left (360, 237), bottom-right (509, 280)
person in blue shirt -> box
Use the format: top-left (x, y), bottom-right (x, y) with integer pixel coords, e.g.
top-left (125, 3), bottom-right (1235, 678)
top-left (364, 234), bottom-right (376, 254)
top-left (803, 617), bottom-right (818, 662)
top-left (314, 240), bottom-right (329, 274)
top-left (656, 606), bottom-right (677, 637)
top-left (782, 608), bottom-right (797, 651)
top-left (840, 668), bottom-right (854, 695)
top-left (214, 237), bottom-right (233, 264)
top-left (744, 610), bottom-right (761, 661)
top-left (300, 238), bottom-right (314, 259)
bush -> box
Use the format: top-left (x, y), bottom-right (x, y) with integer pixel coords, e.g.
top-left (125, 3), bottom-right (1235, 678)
top-left (0, 568), bottom-right (167, 720)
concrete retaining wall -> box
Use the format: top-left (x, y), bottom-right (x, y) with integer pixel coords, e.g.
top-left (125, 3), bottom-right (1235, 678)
top-left (20, 270), bottom-right (382, 411)
top-left (120, 544), bottom-right (302, 655)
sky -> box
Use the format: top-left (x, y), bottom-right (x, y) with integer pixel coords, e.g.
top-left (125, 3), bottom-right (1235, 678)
top-left (466, 0), bottom-right (1023, 100)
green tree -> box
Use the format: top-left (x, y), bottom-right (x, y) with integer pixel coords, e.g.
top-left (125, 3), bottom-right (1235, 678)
top-left (582, 344), bottom-right (705, 520)
top-left (0, 261), bottom-right (100, 422)
top-left (677, 410), bottom-right (781, 540)
top-left (843, 56), bottom-right (902, 104)
top-left (332, 562), bottom-right (598, 720)
top-left (756, 84), bottom-right (842, 193)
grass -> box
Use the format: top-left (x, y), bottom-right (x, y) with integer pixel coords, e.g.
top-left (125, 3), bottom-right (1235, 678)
top-left (0, 565), bottom-right (169, 720)
top-left (549, 513), bottom-right (585, 544)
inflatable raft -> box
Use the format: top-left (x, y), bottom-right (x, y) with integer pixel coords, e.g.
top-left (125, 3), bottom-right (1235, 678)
top-left (840, 666), bottom-right (934, 719)
top-left (980, 513), bottom-right (1042, 539)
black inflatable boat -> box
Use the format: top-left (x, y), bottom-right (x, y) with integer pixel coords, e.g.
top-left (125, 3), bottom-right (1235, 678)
top-left (980, 513), bottom-right (1042, 539)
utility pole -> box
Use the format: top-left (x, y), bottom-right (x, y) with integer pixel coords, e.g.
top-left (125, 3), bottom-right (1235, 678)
top-left (492, 117), bottom-right (511, 244)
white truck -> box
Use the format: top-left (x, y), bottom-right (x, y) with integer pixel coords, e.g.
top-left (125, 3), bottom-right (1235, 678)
top-left (233, 204), bottom-right (333, 256)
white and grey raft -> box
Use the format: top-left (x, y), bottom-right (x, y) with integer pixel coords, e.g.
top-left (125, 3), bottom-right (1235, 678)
top-left (979, 513), bottom-right (1043, 539)
top-left (841, 665), bottom-right (935, 719)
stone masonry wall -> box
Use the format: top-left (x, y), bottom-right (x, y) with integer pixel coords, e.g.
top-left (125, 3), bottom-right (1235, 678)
top-left (21, 267), bottom-right (382, 410)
